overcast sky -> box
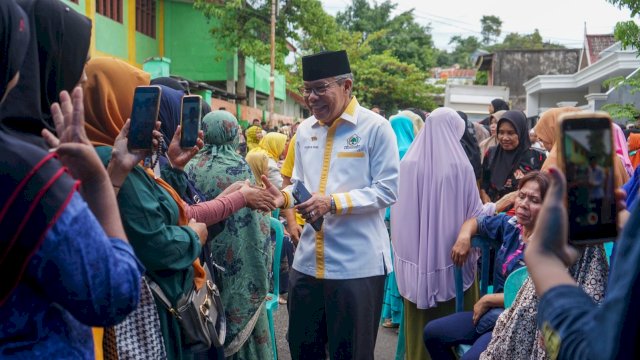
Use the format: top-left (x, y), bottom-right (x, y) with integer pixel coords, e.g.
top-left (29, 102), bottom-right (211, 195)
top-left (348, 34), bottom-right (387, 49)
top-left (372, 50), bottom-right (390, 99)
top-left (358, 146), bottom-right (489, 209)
top-left (320, 0), bottom-right (637, 51)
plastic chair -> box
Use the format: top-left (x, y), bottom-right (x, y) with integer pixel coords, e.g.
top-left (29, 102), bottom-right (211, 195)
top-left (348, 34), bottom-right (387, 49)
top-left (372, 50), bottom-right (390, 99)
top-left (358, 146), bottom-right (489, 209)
top-left (503, 266), bottom-right (528, 309)
top-left (454, 235), bottom-right (502, 311)
top-left (266, 217), bottom-right (284, 360)
top-left (604, 241), bottom-right (614, 265)
top-left (454, 235), bottom-right (501, 357)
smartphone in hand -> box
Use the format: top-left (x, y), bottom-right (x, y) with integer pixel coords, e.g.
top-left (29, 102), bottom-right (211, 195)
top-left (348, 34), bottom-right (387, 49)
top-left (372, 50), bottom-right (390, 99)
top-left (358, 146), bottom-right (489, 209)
top-left (558, 112), bottom-right (618, 245)
top-left (292, 181), bottom-right (324, 232)
top-left (180, 95), bottom-right (202, 148)
top-left (128, 86), bottom-right (162, 151)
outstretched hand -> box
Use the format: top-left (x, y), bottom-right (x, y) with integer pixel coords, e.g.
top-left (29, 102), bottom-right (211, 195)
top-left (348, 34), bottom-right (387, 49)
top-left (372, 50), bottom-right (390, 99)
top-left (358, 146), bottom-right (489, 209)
top-left (261, 175), bottom-right (285, 208)
top-left (240, 181), bottom-right (277, 212)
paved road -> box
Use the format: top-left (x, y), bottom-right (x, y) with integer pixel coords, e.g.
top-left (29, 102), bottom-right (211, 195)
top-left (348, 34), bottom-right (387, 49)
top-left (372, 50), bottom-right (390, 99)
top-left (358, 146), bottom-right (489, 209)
top-left (273, 305), bottom-right (399, 359)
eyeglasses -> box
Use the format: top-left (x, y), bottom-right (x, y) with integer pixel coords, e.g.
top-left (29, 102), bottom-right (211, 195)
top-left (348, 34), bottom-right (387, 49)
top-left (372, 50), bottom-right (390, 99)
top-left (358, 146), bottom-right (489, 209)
top-left (299, 79), bottom-right (342, 97)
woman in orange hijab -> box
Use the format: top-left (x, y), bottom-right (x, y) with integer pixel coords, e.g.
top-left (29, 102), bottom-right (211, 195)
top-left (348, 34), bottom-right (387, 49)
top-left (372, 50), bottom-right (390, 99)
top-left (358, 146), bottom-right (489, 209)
top-left (629, 132), bottom-right (640, 169)
top-left (83, 57), bottom-right (212, 360)
top-left (534, 107), bottom-right (629, 187)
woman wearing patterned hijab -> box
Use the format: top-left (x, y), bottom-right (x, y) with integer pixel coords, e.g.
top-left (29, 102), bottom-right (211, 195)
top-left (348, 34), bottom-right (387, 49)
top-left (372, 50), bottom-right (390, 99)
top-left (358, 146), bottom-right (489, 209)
top-left (185, 111), bottom-right (273, 359)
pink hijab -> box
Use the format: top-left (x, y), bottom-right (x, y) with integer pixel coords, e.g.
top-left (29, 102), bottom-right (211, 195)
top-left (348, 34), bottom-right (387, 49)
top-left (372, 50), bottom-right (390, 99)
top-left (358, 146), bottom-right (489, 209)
top-left (613, 123), bottom-right (633, 177)
top-left (391, 107), bottom-right (492, 309)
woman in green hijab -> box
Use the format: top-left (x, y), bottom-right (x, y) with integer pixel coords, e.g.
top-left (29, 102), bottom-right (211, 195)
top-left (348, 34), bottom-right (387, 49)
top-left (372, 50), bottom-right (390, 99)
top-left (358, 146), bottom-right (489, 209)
top-left (185, 111), bottom-right (272, 360)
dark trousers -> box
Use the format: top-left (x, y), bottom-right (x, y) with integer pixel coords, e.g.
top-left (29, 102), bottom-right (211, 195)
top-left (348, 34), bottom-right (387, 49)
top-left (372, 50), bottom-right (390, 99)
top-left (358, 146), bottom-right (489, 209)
top-left (423, 311), bottom-right (492, 360)
top-left (287, 269), bottom-right (386, 360)
top-left (279, 236), bottom-right (295, 294)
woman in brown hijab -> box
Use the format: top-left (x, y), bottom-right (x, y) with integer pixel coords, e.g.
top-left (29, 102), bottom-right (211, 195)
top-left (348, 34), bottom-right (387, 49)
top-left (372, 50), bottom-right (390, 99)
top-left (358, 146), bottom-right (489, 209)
top-left (534, 107), bottom-right (629, 187)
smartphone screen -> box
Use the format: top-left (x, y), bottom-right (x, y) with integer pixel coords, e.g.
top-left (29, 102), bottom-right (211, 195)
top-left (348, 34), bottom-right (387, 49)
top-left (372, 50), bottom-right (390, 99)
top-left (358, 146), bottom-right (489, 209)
top-left (562, 117), bottom-right (617, 243)
top-left (128, 86), bottom-right (161, 150)
top-left (180, 96), bottom-right (202, 148)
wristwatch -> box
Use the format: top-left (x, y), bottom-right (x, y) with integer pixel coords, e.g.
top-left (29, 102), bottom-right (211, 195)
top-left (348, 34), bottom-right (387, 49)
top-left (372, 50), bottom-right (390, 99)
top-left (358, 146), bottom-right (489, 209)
top-left (330, 196), bottom-right (337, 214)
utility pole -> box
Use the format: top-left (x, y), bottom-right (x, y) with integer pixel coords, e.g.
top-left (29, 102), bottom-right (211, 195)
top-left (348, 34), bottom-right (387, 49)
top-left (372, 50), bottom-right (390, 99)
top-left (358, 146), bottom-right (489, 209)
top-left (268, 0), bottom-right (276, 129)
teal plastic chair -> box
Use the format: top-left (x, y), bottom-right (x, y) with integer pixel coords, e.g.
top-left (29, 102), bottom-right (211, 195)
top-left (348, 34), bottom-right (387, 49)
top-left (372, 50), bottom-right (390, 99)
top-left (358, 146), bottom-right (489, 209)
top-left (604, 241), bottom-right (614, 265)
top-left (454, 235), bottom-right (501, 357)
top-left (455, 235), bottom-right (502, 311)
top-left (266, 217), bottom-right (284, 360)
top-left (503, 266), bottom-right (528, 308)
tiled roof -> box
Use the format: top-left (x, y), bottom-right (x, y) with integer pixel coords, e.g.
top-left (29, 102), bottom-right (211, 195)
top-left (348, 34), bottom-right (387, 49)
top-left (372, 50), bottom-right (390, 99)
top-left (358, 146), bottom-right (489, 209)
top-left (586, 34), bottom-right (616, 65)
top-left (438, 68), bottom-right (477, 79)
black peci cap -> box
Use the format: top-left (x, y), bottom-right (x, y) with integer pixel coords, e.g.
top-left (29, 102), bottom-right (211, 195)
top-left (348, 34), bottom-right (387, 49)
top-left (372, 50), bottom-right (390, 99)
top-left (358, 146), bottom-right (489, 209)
top-left (302, 50), bottom-right (351, 81)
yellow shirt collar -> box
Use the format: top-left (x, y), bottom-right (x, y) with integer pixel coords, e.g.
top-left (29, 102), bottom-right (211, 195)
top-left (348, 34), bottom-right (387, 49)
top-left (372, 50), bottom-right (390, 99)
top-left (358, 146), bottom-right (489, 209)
top-left (314, 97), bottom-right (359, 127)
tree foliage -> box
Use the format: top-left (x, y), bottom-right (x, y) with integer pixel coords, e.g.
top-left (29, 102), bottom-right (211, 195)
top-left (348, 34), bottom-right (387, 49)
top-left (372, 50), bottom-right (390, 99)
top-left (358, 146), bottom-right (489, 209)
top-left (194, 0), bottom-right (340, 71)
top-left (601, 0), bottom-right (640, 124)
top-left (442, 35), bottom-right (482, 67)
top-left (488, 29), bottom-right (566, 51)
top-left (336, 0), bottom-right (438, 71)
top-left (353, 52), bottom-right (440, 113)
top-left (480, 15), bottom-right (502, 44)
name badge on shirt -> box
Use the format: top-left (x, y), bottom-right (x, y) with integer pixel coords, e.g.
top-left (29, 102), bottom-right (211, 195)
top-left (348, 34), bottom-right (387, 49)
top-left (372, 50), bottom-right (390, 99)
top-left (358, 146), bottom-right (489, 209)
top-left (337, 151), bottom-right (365, 158)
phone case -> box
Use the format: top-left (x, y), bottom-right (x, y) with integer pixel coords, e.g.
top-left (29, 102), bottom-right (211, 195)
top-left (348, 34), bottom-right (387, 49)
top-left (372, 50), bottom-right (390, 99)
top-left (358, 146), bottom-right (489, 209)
top-left (180, 95), bottom-right (202, 148)
top-left (128, 86), bottom-right (162, 151)
top-left (292, 181), bottom-right (324, 232)
top-left (557, 111), bottom-right (618, 245)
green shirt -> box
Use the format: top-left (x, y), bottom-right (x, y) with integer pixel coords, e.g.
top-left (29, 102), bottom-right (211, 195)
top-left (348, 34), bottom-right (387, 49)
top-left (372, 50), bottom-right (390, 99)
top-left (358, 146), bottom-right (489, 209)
top-left (97, 146), bottom-right (200, 360)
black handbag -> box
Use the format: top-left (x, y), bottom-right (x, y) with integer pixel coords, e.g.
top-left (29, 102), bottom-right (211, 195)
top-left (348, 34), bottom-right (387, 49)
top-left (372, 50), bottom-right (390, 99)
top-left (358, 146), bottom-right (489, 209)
top-left (148, 265), bottom-right (226, 352)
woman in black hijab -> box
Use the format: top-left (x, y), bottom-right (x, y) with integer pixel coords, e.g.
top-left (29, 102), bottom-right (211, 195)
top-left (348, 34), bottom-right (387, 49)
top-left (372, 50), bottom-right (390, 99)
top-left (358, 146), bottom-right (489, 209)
top-left (0, 0), bottom-right (91, 146)
top-left (479, 98), bottom-right (510, 128)
top-left (481, 110), bottom-right (546, 203)
top-left (0, 0), bottom-right (142, 358)
top-left (457, 111), bottom-right (482, 180)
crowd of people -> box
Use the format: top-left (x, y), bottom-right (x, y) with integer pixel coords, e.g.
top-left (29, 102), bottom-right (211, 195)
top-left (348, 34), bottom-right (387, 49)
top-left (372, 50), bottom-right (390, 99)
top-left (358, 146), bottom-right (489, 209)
top-left (2, 1), bottom-right (640, 360)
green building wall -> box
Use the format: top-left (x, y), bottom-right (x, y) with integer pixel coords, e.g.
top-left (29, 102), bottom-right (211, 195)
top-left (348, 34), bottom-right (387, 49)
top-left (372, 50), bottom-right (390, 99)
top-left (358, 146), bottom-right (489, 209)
top-left (136, 32), bottom-right (160, 65)
top-left (164, 1), bottom-right (235, 81)
top-left (60, 0), bottom-right (285, 100)
top-left (95, 14), bottom-right (129, 60)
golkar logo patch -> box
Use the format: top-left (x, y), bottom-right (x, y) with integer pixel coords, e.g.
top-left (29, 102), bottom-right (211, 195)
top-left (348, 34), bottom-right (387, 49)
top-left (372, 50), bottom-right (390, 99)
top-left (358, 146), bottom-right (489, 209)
top-left (344, 134), bottom-right (362, 150)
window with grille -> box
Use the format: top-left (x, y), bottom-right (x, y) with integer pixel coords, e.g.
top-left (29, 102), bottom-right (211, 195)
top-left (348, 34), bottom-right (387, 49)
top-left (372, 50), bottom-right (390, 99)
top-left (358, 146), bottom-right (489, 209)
top-left (136, 0), bottom-right (156, 38)
top-left (96, 0), bottom-right (123, 23)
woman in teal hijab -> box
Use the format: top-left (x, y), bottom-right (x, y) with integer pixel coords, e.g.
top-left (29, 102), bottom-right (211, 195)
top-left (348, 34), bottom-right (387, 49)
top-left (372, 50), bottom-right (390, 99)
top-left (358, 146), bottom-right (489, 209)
top-left (185, 111), bottom-right (272, 359)
top-left (382, 114), bottom-right (417, 328)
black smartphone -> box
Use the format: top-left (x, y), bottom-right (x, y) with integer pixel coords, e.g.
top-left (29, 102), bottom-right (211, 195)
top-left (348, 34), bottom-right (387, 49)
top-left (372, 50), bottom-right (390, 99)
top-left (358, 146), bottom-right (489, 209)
top-left (559, 112), bottom-right (618, 244)
top-left (292, 181), bottom-right (324, 232)
top-left (180, 95), bottom-right (202, 148)
top-left (128, 86), bottom-right (162, 151)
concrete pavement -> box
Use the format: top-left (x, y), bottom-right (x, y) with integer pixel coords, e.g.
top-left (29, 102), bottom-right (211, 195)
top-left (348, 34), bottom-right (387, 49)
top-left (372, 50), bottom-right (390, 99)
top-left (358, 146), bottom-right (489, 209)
top-left (273, 304), bottom-right (399, 359)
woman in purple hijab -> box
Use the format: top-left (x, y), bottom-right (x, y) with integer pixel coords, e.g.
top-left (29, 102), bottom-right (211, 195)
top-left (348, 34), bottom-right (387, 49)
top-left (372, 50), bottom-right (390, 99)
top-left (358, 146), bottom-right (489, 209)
top-left (391, 107), bottom-right (495, 359)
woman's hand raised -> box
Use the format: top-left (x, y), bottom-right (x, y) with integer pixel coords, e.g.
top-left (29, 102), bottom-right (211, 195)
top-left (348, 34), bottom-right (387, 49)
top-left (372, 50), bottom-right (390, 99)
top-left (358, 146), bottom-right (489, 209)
top-left (43, 87), bottom-right (106, 186)
top-left (167, 126), bottom-right (204, 171)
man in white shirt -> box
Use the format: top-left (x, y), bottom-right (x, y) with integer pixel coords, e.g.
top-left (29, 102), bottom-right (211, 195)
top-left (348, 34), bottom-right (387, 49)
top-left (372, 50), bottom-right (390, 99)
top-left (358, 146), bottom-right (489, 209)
top-left (263, 50), bottom-right (399, 359)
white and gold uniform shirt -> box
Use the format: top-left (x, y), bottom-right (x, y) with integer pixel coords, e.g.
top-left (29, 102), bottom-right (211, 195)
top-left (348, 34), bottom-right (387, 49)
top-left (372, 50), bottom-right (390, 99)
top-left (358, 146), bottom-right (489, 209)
top-left (282, 97), bottom-right (399, 279)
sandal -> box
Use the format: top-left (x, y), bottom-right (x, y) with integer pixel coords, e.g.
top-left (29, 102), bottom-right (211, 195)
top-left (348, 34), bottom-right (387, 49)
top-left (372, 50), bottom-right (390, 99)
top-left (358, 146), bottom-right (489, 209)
top-left (382, 319), bottom-right (399, 328)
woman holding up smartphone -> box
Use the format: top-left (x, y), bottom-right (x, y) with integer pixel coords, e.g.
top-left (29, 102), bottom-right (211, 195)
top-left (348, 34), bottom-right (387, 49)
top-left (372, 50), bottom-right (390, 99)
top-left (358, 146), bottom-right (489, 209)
top-left (525, 168), bottom-right (636, 360)
top-left (0, 2), bottom-right (143, 359)
top-left (82, 57), bottom-right (208, 360)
